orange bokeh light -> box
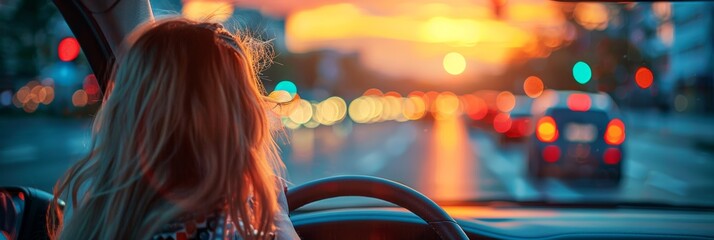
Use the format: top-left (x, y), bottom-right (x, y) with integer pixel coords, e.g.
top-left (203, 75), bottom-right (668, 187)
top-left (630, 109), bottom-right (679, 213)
top-left (496, 91), bottom-right (515, 112)
top-left (536, 116), bottom-right (558, 143)
top-left (72, 90), bottom-right (88, 107)
top-left (462, 94), bottom-right (488, 120)
top-left (605, 118), bottom-right (625, 145)
top-left (363, 88), bottom-right (383, 96)
top-left (523, 76), bottom-right (544, 98)
top-left (434, 92), bottom-right (460, 119)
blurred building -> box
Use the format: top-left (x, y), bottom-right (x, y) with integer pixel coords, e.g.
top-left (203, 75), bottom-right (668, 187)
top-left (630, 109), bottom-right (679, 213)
top-left (630, 2), bottom-right (714, 112)
top-left (668, 3), bottom-right (714, 112)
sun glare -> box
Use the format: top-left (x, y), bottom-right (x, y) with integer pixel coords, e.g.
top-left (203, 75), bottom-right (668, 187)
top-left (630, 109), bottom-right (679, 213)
top-left (443, 52), bottom-right (466, 75)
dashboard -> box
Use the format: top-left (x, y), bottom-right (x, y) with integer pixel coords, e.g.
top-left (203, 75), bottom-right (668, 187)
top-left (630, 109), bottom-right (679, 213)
top-left (291, 206), bottom-right (714, 239)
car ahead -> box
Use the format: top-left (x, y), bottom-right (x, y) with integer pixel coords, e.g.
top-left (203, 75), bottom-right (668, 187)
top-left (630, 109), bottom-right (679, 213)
top-left (527, 90), bottom-right (625, 183)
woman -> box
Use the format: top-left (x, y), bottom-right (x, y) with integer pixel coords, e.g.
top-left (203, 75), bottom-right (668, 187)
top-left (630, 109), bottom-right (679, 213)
top-left (47, 18), bottom-right (299, 240)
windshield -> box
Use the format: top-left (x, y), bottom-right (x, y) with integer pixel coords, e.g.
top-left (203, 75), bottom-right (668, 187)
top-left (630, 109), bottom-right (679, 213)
top-left (1, 0), bottom-right (713, 209)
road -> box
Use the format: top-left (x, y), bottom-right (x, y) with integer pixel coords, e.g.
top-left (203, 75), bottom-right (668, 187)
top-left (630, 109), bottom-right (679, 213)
top-left (2, 111), bottom-right (714, 207)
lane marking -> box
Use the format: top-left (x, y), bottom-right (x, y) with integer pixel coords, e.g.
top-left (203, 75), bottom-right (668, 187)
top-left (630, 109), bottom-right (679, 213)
top-left (470, 131), bottom-right (540, 200)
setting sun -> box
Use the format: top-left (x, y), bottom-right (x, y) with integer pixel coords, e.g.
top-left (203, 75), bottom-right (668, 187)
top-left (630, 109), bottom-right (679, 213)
top-left (443, 52), bottom-right (466, 75)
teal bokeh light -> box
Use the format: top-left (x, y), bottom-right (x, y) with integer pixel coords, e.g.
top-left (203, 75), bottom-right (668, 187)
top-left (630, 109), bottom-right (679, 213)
top-left (572, 61), bottom-right (592, 85)
top-left (274, 80), bottom-right (297, 97)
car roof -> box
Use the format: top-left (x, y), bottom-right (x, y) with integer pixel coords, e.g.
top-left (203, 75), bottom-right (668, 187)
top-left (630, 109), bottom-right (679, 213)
top-left (531, 90), bottom-right (619, 117)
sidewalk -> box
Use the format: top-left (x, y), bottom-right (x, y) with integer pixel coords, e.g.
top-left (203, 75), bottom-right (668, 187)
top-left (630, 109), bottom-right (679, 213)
top-left (623, 109), bottom-right (714, 153)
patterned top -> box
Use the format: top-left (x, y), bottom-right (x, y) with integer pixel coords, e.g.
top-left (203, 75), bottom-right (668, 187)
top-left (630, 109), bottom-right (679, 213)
top-left (152, 210), bottom-right (243, 240)
top-left (152, 179), bottom-right (292, 240)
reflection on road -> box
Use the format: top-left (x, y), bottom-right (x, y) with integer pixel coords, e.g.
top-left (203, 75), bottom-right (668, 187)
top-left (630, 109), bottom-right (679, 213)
top-left (423, 116), bottom-right (476, 200)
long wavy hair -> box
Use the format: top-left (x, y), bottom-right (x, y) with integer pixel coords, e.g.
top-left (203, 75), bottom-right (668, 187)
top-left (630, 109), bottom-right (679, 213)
top-left (47, 18), bottom-right (284, 239)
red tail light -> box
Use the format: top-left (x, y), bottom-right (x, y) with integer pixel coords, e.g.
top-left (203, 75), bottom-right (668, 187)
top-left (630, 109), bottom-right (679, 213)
top-left (542, 145), bottom-right (561, 163)
top-left (604, 148), bottom-right (621, 164)
top-left (536, 116), bottom-right (558, 142)
top-left (604, 118), bottom-right (625, 145)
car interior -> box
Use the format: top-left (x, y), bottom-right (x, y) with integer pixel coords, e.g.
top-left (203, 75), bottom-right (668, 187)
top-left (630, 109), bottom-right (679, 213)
top-left (2, 0), bottom-right (714, 239)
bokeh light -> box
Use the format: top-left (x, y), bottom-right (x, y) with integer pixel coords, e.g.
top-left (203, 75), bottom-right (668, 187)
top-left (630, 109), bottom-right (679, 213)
top-left (380, 96), bottom-right (403, 121)
top-left (542, 145), bottom-right (561, 162)
top-left (0, 90), bottom-right (11, 106)
top-left (30, 85), bottom-right (45, 104)
top-left (348, 96), bottom-right (372, 123)
top-left (403, 95), bottom-right (427, 120)
top-left (462, 94), bottom-right (487, 120)
top-left (523, 76), bottom-right (544, 98)
top-left (363, 88), bottom-right (383, 96)
top-left (41, 87), bottom-right (54, 105)
top-left (493, 113), bottom-right (512, 133)
top-left (58, 37), bottom-right (80, 62)
top-left (274, 80), bottom-right (298, 98)
top-left (72, 89), bottom-right (88, 107)
top-left (496, 91), bottom-right (516, 112)
top-left (572, 61), bottom-right (592, 84)
top-left (567, 93), bottom-right (592, 112)
top-left (182, 1), bottom-right (234, 23)
top-left (658, 22), bottom-right (674, 46)
top-left (16, 86), bottom-right (30, 104)
top-left (443, 52), bottom-right (466, 75)
top-left (315, 96), bottom-right (347, 125)
top-left (536, 116), bottom-right (558, 143)
top-left (635, 67), bottom-right (653, 89)
top-left (674, 94), bottom-right (688, 112)
top-left (289, 99), bottom-right (313, 124)
top-left (605, 119), bottom-right (626, 145)
top-left (434, 92), bottom-right (460, 119)
top-left (23, 101), bottom-right (38, 113)
top-left (84, 74), bottom-right (101, 103)
top-left (573, 3), bottom-right (609, 31)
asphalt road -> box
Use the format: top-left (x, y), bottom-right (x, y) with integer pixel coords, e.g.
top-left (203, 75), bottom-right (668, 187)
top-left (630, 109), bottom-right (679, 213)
top-left (2, 112), bottom-right (713, 207)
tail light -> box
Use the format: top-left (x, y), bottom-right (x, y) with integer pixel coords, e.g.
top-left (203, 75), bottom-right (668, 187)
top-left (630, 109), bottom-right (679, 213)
top-left (542, 145), bottom-right (561, 163)
top-left (604, 118), bottom-right (625, 145)
top-left (603, 148), bottom-right (621, 164)
top-left (536, 116), bottom-right (558, 142)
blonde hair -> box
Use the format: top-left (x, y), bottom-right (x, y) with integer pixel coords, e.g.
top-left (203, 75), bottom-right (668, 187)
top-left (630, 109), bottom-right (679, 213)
top-left (48, 18), bottom-right (284, 239)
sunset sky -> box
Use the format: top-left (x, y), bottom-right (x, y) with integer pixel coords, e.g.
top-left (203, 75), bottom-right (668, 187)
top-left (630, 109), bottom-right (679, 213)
top-left (183, 0), bottom-right (590, 81)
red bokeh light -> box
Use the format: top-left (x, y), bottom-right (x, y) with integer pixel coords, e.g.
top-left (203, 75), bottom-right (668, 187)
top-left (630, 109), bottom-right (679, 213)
top-left (83, 74), bottom-right (100, 95)
top-left (604, 148), bottom-right (622, 165)
top-left (567, 93), bottom-right (591, 112)
top-left (542, 145), bottom-right (561, 163)
top-left (493, 113), bottom-right (512, 133)
top-left (635, 67), bottom-right (653, 89)
top-left (463, 94), bottom-right (488, 120)
top-left (58, 37), bottom-right (80, 62)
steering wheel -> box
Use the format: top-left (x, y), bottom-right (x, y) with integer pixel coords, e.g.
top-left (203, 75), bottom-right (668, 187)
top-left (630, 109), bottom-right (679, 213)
top-left (287, 175), bottom-right (469, 240)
